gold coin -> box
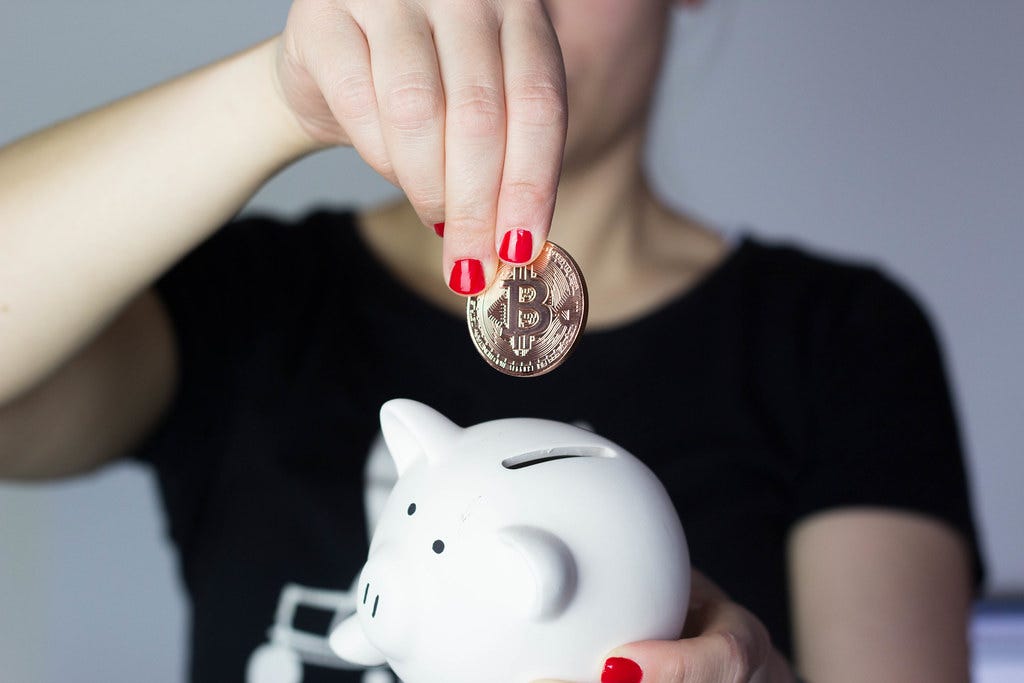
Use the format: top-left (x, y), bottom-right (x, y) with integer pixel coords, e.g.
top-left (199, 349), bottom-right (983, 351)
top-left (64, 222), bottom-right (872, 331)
top-left (467, 241), bottom-right (588, 377)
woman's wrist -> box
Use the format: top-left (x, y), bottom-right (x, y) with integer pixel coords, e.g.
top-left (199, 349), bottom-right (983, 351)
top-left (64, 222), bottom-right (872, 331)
top-left (226, 36), bottom-right (329, 171)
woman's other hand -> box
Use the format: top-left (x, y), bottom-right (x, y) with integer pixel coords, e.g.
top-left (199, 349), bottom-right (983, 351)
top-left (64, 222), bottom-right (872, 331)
top-left (533, 569), bottom-right (797, 683)
top-left (277, 0), bottom-right (568, 294)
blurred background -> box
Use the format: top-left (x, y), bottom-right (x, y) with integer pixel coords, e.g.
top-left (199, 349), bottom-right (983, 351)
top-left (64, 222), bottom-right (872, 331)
top-left (1, 1), bottom-right (1022, 681)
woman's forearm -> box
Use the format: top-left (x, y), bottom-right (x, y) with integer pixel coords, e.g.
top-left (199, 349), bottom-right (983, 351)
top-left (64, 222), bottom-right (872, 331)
top-left (0, 36), bottom-right (318, 404)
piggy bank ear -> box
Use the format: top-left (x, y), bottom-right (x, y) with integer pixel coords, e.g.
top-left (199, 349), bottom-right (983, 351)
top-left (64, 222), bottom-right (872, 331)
top-left (328, 614), bottom-right (387, 666)
top-left (380, 399), bottom-right (461, 476)
top-left (491, 526), bottom-right (577, 621)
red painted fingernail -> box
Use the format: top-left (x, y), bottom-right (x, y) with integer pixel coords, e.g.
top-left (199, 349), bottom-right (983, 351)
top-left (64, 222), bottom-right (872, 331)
top-left (449, 258), bottom-right (486, 295)
top-left (601, 657), bottom-right (643, 683)
top-left (499, 228), bottom-right (533, 263)
top-left (433, 222), bottom-right (445, 237)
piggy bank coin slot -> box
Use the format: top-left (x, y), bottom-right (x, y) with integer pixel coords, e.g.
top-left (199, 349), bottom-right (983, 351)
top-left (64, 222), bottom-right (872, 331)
top-left (502, 445), bottom-right (616, 470)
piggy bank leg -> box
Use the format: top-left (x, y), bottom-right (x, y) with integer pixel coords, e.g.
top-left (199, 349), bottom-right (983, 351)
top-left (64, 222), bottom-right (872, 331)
top-left (329, 615), bottom-right (388, 666)
top-left (246, 642), bottom-right (302, 683)
top-left (361, 668), bottom-right (397, 683)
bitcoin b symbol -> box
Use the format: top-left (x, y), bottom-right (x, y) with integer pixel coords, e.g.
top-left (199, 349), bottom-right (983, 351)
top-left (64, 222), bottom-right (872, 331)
top-left (501, 266), bottom-right (552, 355)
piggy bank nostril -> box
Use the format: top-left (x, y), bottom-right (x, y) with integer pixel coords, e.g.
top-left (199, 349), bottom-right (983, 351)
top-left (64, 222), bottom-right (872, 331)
top-left (363, 583), bottom-right (370, 605)
top-left (371, 594), bottom-right (380, 618)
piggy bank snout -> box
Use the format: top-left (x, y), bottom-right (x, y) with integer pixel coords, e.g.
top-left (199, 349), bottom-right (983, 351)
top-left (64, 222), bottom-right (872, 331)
top-left (356, 542), bottom-right (416, 655)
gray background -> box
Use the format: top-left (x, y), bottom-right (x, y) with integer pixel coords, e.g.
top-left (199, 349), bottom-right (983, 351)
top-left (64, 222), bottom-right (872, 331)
top-left (1, 1), bottom-right (1022, 680)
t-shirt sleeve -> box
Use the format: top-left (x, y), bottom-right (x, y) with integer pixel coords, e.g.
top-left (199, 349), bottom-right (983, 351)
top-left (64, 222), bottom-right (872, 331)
top-left (795, 268), bottom-right (985, 584)
top-left (131, 210), bottom-right (350, 469)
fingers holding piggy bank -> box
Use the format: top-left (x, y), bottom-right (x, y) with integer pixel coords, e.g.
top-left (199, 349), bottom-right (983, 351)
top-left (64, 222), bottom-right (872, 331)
top-left (329, 399), bottom-right (690, 683)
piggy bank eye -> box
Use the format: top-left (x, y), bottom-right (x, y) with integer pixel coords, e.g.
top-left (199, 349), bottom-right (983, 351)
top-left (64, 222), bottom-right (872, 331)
top-left (432, 539), bottom-right (445, 554)
top-left (407, 503), bottom-right (416, 516)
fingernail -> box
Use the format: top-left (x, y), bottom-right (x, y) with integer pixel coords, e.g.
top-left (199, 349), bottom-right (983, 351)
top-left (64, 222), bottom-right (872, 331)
top-left (433, 222), bottom-right (445, 237)
top-left (449, 258), bottom-right (486, 295)
top-left (499, 228), bottom-right (533, 263)
top-left (601, 657), bottom-right (643, 683)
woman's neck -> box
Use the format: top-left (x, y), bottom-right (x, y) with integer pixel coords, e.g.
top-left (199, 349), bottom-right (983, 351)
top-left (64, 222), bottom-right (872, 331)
top-left (542, 133), bottom-right (728, 327)
top-left (547, 135), bottom-right (652, 278)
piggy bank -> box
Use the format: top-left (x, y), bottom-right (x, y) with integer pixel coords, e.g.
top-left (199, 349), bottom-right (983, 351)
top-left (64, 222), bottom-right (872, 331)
top-left (329, 399), bottom-right (689, 683)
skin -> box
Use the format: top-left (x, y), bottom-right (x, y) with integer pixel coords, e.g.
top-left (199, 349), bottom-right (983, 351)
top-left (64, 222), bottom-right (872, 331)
top-left (0, 0), bottom-right (975, 680)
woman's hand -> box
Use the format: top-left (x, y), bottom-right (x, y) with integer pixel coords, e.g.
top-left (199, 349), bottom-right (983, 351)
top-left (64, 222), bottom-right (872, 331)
top-left (276, 0), bottom-right (568, 294)
top-left (534, 569), bottom-right (797, 683)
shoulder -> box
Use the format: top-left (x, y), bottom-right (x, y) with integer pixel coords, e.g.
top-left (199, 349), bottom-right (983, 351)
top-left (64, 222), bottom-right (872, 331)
top-left (713, 235), bottom-right (955, 442)
top-left (731, 234), bottom-right (936, 345)
top-left (151, 206), bottom-right (366, 379)
top-left (163, 206), bottom-right (359, 274)
top-left (157, 207), bottom-right (361, 303)
top-left (737, 234), bottom-right (906, 304)
top-left (214, 206), bottom-right (359, 254)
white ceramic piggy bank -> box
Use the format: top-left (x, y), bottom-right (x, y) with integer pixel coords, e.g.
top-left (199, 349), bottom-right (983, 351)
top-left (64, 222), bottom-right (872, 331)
top-left (329, 399), bottom-right (689, 683)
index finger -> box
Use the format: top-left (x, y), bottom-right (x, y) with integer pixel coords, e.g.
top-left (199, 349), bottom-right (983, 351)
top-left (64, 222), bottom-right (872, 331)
top-left (494, 1), bottom-right (567, 265)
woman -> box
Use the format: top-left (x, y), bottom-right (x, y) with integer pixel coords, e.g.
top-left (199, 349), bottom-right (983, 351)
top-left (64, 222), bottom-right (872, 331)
top-left (0, 1), bottom-right (981, 681)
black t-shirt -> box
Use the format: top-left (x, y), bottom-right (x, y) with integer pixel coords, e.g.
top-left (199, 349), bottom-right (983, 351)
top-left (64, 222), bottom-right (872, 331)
top-left (137, 209), bottom-right (983, 682)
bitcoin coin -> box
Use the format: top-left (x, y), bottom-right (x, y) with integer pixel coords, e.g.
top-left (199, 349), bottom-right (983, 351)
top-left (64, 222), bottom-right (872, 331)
top-left (467, 241), bottom-right (588, 377)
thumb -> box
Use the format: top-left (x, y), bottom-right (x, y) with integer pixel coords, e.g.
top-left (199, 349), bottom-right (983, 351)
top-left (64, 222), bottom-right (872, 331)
top-left (604, 636), bottom-right (744, 683)
top-left (530, 638), bottom-right (738, 683)
top-left (527, 650), bottom-right (661, 683)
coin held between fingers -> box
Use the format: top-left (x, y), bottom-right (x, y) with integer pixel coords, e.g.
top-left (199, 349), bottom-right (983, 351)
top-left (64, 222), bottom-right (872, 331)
top-left (466, 241), bottom-right (588, 377)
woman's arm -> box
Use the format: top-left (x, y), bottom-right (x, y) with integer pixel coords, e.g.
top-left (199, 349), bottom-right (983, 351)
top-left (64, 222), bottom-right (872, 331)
top-left (0, 291), bottom-right (174, 478)
top-left (788, 508), bottom-right (974, 683)
top-left (0, 37), bottom-right (315, 408)
top-left (0, 37), bottom-right (316, 477)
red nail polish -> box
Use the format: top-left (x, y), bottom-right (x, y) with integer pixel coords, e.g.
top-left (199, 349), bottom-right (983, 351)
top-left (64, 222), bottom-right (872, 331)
top-left (499, 229), bottom-right (533, 263)
top-left (601, 657), bottom-right (643, 683)
top-left (449, 258), bottom-right (486, 295)
top-left (433, 222), bottom-right (445, 237)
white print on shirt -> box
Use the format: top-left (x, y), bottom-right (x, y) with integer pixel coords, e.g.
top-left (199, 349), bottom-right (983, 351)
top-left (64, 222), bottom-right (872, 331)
top-left (246, 434), bottom-right (399, 683)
